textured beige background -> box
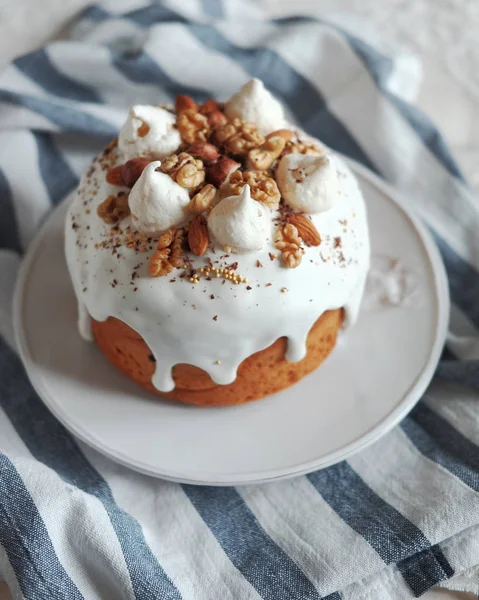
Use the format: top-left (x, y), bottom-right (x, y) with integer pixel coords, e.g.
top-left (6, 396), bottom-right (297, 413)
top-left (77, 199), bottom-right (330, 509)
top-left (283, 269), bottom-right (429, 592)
top-left (0, 0), bottom-right (477, 598)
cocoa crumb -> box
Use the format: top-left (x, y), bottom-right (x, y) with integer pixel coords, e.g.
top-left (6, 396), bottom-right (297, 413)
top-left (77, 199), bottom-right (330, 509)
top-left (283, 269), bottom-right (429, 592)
top-left (213, 315), bottom-right (218, 321)
top-left (266, 283), bottom-right (272, 287)
top-left (268, 252), bottom-right (276, 261)
top-left (246, 285), bottom-right (252, 290)
top-left (210, 294), bottom-right (215, 299)
top-left (256, 260), bottom-right (262, 268)
top-left (334, 237), bottom-right (342, 248)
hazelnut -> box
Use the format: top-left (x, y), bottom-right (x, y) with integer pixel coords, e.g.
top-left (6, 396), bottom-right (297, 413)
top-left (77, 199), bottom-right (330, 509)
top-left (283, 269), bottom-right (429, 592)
top-left (188, 142), bottom-right (219, 162)
top-left (207, 110), bottom-right (228, 129)
top-left (121, 158), bottom-right (150, 188)
top-left (206, 156), bottom-right (241, 187)
top-left (200, 99), bottom-right (220, 114)
top-left (175, 95), bottom-right (197, 113)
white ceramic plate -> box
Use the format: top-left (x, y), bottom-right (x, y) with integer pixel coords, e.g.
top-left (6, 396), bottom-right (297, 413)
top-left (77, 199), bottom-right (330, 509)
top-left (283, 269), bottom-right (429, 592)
top-left (13, 160), bottom-right (449, 485)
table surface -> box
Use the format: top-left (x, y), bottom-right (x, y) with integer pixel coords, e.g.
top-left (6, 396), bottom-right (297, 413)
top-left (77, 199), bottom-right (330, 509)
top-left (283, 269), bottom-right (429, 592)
top-left (0, 0), bottom-right (477, 598)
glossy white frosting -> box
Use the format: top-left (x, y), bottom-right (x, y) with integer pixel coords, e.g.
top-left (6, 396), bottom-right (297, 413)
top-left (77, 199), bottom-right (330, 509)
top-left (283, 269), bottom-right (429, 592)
top-left (128, 161), bottom-right (190, 234)
top-left (118, 105), bottom-right (181, 161)
top-left (224, 79), bottom-right (287, 135)
top-left (65, 135), bottom-right (369, 393)
top-left (208, 185), bottom-right (269, 252)
top-left (277, 153), bottom-right (339, 213)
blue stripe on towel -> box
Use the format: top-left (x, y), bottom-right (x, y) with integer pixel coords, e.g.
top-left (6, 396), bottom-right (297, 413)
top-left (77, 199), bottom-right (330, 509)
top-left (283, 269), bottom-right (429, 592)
top-left (273, 16), bottom-right (464, 180)
top-left (183, 485), bottom-right (325, 600)
top-left (396, 544), bottom-right (454, 597)
top-left (0, 90), bottom-right (116, 138)
top-left (0, 453), bottom-right (84, 600)
top-left (110, 50), bottom-right (209, 102)
top-left (430, 232), bottom-right (479, 330)
top-left (33, 133), bottom-right (79, 205)
top-left (98, 3), bottom-right (379, 174)
top-left (201, 0), bottom-right (224, 19)
top-left (307, 462), bottom-right (454, 595)
top-left (436, 360), bottom-right (479, 387)
top-left (0, 335), bottom-right (182, 600)
top-left (402, 403), bottom-right (479, 492)
top-left (80, 5), bottom-right (110, 23)
top-left (0, 168), bottom-right (21, 253)
top-left (14, 49), bottom-right (102, 104)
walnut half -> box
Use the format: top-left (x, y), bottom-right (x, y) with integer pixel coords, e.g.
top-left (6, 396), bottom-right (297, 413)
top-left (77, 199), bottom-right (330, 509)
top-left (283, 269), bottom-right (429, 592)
top-left (274, 223), bottom-right (304, 268)
top-left (221, 170), bottom-right (280, 210)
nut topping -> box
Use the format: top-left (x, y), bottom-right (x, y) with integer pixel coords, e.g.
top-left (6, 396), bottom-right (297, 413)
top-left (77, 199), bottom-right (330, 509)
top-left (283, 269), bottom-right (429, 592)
top-left (274, 223), bottom-right (303, 268)
top-left (206, 156), bottom-right (241, 187)
top-left (121, 158), bottom-right (150, 188)
top-left (215, 118), bottom-right (264, 156)
top-left (221, 170), bottom-right (280, 210)
top-left (247, 135), bottom-right (285, 170)
top-left (188, 215), bottom-right (209, 256)
top-left (177, 110), bottom-right (209, 144)
top-left (97, 193), bottom-right (130, 224)
top-left (148, 248), bottom-right (173, 277)
top-left (288, 214), bottom-right (321, 246)
top-left (188, 184), bottom-right (217, 214)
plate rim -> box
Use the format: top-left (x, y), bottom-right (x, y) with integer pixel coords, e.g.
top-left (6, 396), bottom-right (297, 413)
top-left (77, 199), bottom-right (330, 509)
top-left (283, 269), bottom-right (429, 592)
top-left (13, 159), bottom-right (450, 485)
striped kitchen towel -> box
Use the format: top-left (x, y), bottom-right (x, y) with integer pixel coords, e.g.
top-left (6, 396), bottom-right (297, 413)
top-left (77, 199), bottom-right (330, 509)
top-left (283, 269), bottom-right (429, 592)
top-left (1, 1), bottom-right (479, 599)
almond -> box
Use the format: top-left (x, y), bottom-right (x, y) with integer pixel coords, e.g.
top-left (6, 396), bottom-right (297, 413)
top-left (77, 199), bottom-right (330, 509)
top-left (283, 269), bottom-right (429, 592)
top-left (188, 142), bottom-right (219, 162)
top-left (175, 95), bottom-right (198, 113)
top-left (266, 129), bottom-right (294, 143)
top-left (188, 215), bottom-right (209, 256)
top-left (288, 214), bottom-right (321, 247)
top-left (207, 110), bottom-right (228, 129)
top-left (200, 99), bottom-right (220, 114)
top-left (206, 156), bottom-right (241, 187)
top-left (106, 165), bottom-right (124, 186)
top-left (121, 158), bottom-right (150, 188)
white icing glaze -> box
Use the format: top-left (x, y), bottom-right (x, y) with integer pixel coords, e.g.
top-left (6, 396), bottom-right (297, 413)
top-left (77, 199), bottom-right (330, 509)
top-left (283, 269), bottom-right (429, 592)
top-left (129, 161), bottom-right (190, 234)
top-left (208, 185), bottom-right (270, 252)
top-left (118, 105), bottom-right (181, 161)
top-left (65, 137), bottom-right (369, 393)
top-left (277, 153), bottom-right (339, 214)
top-left (224, 79), bottom-right (287, 135)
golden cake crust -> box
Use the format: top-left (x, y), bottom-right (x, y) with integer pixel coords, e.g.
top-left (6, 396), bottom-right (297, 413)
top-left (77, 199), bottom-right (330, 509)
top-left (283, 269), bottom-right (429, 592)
top-left (92, 308), bottom-right (342, 406)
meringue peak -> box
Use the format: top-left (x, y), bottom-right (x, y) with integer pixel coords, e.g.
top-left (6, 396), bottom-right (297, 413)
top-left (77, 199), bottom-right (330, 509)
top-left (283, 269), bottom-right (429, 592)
top-left (224, 78), bottom-right (286, 135)
top-left (118, 105), bottom-right (181, 161)
top-left (128, 161), bottom-right (190, 234)
top-left (208, 185), bottom-right (269, 253)
top-left (276, 153), bottom-right (339, 214)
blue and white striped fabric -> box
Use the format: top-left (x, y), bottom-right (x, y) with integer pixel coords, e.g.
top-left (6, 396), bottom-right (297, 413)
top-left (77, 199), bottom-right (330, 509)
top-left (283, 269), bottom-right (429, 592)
top-left (1, 1), bottom-right (479, 598)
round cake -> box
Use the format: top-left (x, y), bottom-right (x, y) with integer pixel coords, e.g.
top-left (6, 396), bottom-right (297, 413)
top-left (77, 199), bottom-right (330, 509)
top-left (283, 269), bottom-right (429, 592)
top-left (65, 79), bottom-right (370, 406)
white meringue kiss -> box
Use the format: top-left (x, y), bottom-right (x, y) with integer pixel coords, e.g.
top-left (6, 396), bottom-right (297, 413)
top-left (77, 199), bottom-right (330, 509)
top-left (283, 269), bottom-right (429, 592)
top-left (276, 153), bottom-right (339, 214)
top-left (128, 161), bottom-right (190, 234)
top-left (119, 105), bottom-right (181, 161)
top-left (208, 185), bottom-right (269, 252)
top-left (224, 79), bottom-right (286, 135)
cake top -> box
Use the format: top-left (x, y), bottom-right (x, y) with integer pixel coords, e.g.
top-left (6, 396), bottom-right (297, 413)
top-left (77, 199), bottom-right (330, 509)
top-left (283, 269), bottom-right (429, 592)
top-left (65, 79), bottom-right (370, 392)
top-left (95, 78), bottom-right (339, 281)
